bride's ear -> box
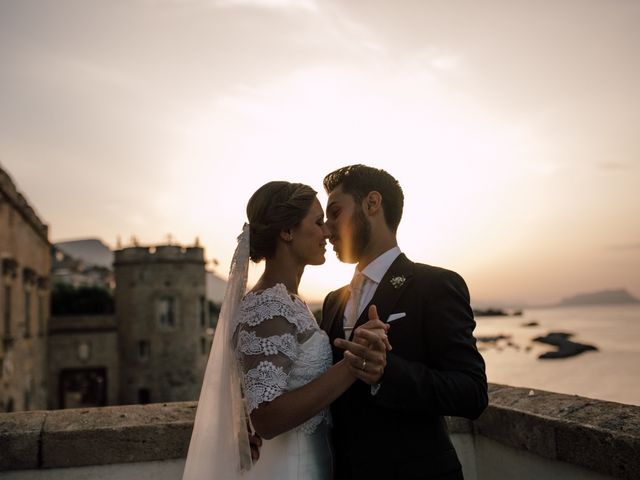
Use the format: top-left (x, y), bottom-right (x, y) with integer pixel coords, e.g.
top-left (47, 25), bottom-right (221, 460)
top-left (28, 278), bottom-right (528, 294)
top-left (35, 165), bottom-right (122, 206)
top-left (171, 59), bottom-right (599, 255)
top-left (279, 229), bottom-right (293, 243)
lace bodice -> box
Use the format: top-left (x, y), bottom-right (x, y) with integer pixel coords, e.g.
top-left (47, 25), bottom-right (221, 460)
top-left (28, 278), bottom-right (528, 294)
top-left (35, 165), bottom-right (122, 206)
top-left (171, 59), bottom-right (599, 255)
top-left (235, 283), bottom-right (332, 434)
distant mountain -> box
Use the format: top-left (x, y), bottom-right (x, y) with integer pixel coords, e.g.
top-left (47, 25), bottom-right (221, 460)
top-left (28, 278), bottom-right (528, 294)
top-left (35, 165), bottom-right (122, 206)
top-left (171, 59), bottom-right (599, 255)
top-left (55, 238), bottom-right (114, 268)
top-left (557, 289), bottom-right (640, 307)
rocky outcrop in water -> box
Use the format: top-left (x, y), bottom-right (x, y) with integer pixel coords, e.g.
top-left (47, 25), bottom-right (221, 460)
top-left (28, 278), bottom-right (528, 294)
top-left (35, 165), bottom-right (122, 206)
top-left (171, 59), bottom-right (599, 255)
top-left (533, 332), bottom-right (598, 359)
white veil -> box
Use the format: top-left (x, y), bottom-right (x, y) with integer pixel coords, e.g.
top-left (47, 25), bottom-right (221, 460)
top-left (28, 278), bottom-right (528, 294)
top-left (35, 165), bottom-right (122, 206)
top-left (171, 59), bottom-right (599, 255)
top-left (183, 223), bottom-right (253, 479)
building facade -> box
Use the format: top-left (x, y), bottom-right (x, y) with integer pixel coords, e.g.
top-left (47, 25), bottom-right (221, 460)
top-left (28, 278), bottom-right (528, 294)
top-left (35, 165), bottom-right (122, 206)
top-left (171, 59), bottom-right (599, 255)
top-left (47, 314), bottom-right (118, 410)
top-left (46, 242), bottom-right (215, 410)
top-left (0, 166), bottom-right (51, 412)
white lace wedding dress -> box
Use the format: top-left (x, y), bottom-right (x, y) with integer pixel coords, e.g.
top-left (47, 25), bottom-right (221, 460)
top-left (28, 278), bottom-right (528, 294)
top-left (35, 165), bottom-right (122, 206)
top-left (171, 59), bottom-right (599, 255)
top-left (235, 283), bottom-right (334, 479)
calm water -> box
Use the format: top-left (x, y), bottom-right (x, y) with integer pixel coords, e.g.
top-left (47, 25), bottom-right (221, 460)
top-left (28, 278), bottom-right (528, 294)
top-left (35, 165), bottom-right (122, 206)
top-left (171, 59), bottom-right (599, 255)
top-left (473, 304), bottom-right (640, 406)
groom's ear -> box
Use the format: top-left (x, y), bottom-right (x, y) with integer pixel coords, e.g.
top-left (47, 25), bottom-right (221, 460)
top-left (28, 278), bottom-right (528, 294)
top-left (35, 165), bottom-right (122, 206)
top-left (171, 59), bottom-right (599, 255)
top-left (364, 191), bottom-right (382, 216)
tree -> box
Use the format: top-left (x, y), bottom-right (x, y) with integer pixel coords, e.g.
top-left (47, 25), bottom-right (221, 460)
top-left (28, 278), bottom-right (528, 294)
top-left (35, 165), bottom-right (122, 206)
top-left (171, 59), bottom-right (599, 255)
top-left (51, 284), bottom-right (115, 315)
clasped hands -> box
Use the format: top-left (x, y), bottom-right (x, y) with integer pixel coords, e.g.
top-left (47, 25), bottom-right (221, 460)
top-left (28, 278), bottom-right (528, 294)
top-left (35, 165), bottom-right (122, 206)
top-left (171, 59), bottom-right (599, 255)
top-left (334, 305), bottom-right (391, 385)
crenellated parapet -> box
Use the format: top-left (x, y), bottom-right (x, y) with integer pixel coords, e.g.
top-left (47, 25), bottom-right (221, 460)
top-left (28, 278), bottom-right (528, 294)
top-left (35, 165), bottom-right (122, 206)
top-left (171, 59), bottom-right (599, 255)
top-left (113, 245), bottom-right (205, 266)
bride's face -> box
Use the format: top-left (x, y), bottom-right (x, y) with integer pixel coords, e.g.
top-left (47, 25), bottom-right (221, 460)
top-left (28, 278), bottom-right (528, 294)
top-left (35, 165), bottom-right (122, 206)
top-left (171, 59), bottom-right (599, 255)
top-left (289, 198), bottom-right (330, 266)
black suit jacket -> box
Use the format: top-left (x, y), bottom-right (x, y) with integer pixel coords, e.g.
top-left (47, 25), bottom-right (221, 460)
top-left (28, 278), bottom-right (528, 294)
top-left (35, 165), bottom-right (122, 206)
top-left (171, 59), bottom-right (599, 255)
top-left (321, 254), bottom-right (488, 480)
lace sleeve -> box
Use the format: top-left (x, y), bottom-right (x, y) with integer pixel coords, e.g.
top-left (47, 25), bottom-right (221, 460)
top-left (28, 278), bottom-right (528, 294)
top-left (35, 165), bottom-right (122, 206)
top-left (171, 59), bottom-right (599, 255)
top-left (236, 314), bottom-right (299, 413)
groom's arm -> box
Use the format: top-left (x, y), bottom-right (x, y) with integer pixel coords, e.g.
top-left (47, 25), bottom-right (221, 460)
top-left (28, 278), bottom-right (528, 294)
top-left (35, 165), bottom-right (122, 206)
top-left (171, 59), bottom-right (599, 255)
top-left (372, 269), bottom-right (488, 419)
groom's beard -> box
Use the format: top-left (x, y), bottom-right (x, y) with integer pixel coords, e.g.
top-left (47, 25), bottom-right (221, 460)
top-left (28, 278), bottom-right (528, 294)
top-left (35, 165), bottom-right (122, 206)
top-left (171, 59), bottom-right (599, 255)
top-left (338, 206), bottom-right (371, 264)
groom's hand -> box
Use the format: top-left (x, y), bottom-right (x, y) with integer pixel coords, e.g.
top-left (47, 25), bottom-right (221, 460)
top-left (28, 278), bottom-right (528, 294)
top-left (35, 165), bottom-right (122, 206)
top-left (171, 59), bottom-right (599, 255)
top-left (353, 305), bottom-right (391, 351)
top-left (334, 305), bottom-right (389, 384)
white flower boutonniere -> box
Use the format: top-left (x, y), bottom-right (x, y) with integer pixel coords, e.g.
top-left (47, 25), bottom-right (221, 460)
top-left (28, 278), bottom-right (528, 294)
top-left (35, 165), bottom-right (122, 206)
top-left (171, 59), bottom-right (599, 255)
top-left (390, 275), bottom-right (406, 289)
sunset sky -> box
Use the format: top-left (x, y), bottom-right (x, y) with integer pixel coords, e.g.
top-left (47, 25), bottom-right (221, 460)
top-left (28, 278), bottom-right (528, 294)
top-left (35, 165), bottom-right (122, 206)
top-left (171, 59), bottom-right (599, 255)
top-left (1, 0), bottom-right (638, 306)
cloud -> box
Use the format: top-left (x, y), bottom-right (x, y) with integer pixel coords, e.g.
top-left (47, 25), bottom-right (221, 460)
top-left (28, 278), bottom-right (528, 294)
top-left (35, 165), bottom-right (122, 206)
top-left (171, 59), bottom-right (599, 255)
top-left (213, 0), bottom-right (318, 11)
top-left (607, 242), bottom-right (640, 251)
top-left (597, 161), bottom-right (626, 170)
top-left (143, 0), bottom-right (317, 11)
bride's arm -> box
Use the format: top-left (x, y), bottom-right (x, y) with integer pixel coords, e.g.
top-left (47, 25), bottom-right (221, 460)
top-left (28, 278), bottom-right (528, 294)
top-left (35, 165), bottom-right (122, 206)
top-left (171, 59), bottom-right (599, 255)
top-left (250, 358), bottom-right (354, 440)
top-left (238, 306), bottom-right (389, 440)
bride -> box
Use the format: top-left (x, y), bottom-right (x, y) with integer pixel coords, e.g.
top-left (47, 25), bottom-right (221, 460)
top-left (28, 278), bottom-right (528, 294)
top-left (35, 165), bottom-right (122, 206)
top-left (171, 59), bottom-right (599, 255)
top-left (182, 181), bottom-right (390, 479)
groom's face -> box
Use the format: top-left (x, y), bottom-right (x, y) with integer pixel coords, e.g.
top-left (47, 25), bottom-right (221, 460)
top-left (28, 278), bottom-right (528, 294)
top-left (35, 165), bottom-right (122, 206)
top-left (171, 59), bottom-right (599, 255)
top-left (325, 185), bottom-right (371, 264)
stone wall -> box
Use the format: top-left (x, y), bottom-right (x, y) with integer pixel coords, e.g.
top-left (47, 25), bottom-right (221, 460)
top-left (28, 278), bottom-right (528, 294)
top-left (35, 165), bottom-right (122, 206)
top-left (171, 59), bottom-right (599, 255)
top-left (0, 166), bottom-right (50, 412)
top-left (0, 384), bottom-right (638, 479)
top-left (476, 384), bottom-right (639, 479)
top-left (114, 246), bottom-right (209, 405)
top-left (47, 315), bottom-right (118, 409)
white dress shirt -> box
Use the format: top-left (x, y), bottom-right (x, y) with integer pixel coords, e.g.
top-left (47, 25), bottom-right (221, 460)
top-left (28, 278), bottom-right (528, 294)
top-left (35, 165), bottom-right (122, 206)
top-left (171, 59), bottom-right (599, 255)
top-left (343, 246), bottom-right (401, 396)
top-left (343, 246), bottom-right (402, 336)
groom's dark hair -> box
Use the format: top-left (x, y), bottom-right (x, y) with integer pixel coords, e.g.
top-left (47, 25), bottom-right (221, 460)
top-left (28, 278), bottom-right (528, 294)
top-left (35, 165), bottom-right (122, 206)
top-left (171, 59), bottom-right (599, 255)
top-left (323, 164), bottom-right (404, 233)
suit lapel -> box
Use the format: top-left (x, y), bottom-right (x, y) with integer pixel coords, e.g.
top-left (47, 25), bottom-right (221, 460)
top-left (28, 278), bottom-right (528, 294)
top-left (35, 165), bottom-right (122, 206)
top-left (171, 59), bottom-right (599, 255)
top-left (321, 286), bottom-right (350, 342)
top-left (321, 286), bottom-right (350, 364)
top-left (352, 253), bottom-right (415, 331)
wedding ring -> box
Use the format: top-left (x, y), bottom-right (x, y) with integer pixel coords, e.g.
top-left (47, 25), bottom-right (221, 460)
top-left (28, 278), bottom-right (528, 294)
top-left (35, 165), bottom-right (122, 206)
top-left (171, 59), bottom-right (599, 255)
top-left (361, 359), bottom-right (367, 371)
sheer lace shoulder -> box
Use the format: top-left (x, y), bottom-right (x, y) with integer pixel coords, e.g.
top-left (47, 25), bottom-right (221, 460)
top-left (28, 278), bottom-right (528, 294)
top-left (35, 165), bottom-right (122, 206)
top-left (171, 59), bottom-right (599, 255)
top-left (238, 283), bottom-right (316, 333)
top-left (235, 283), bottom-right (333, 434)
top-left (236, 314), bottom-right (297, 413)
top-left (236, 285), bottom-right (305, 413)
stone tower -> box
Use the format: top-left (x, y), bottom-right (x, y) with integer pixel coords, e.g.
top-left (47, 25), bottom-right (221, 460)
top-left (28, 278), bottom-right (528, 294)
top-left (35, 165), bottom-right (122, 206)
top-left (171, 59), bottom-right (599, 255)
top-left (114, 244), bottom-right (209, 405)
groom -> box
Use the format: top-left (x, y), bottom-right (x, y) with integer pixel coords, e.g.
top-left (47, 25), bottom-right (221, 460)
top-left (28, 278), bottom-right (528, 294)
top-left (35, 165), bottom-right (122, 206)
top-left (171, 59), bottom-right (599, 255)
top-left (321, 164), bottom-right (488, 480)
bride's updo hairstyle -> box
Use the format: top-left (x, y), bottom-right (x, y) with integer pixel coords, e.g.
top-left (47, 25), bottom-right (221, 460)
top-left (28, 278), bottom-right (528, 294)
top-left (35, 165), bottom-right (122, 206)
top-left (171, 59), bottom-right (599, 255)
top-left (246, 181), bottom-right (317, 263)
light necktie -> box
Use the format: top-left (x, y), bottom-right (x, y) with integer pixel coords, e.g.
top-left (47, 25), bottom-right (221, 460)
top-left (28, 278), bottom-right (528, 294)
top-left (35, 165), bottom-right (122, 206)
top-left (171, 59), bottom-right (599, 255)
top-left (344, 272), bottom-right (365, 339)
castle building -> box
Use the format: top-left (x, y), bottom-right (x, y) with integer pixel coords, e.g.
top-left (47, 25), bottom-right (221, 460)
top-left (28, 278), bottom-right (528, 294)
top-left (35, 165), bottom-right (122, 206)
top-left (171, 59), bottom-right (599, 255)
top-left (0, 166), bottom-right (51, 412)
top-left (46, 242), bottom-right (214, 410)
top-left (1, 163), bottom-right (216, 411)
top-left (114, 245), bottom-right (211, 404)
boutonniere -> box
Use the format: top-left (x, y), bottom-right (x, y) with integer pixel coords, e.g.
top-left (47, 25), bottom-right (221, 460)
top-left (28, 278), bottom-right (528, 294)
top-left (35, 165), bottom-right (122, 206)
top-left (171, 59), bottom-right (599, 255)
top-left (390, 275), bottom-right (406, 289)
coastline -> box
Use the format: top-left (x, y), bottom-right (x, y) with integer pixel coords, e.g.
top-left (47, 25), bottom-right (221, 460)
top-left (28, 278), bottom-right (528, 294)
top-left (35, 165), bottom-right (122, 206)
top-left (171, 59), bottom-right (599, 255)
top-left (473, 303), bottom-right (640, 406)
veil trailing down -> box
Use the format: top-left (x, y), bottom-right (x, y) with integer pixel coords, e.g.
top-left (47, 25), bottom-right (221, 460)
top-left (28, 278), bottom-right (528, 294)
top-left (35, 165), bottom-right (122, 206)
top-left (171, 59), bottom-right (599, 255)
top-left (182, 223), bottom-right (253, 480)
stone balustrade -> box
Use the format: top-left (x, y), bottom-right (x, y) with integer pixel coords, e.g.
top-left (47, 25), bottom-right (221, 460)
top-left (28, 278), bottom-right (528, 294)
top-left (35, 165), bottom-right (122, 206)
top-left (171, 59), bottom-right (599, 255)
top-left (1, 384), bottom-right (638, 479)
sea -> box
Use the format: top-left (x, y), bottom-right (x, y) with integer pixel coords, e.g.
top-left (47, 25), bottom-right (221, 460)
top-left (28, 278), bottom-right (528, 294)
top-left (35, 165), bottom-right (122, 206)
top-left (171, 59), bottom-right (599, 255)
top-left (473, 303), bottom-right (640, 406)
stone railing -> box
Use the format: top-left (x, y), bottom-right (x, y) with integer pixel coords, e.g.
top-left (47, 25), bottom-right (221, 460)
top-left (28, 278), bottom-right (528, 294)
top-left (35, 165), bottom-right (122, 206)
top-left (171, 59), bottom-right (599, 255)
top-left (475, 384), bottom-right (639, 479)
top-left (1, 384), bottom-right (638, 479)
